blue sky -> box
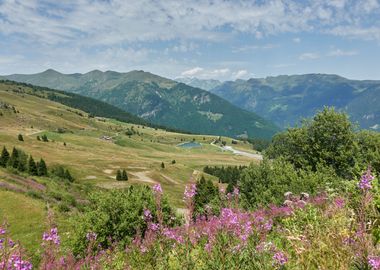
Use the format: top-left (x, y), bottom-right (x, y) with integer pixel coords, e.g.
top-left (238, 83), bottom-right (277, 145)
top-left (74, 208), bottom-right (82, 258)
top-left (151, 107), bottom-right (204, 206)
top-left (0, 0), bottom-right (380, 81)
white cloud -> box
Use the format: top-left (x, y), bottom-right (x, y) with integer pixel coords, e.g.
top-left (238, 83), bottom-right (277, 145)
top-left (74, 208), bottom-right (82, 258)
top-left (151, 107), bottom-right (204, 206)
top-left (232, 44), bottom-right (278, 53)
top-left (181, 67), bottom-right (204, 77)
top-left (1, 0), bottom-right (380, 47)
top-left (293, 37), bottom-right (301, 43)
top-left (232, 70), bottom-right (248, 79)
top-left (327, 49), bottom-right (358, 56)
top-left (299, 52), bottom-right (320, 60)
top-left (179, 67), bottom-right (250, 80)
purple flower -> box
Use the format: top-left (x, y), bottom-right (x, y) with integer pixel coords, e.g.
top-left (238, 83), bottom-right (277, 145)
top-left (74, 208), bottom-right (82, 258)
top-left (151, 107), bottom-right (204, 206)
top-left (148, 223), bottom-right (160, 232)
top-left (184, 184), bottom-right (197, 200)
top-left (369, 256), bottom-right (380, 270)
top-left (152, 183), bottom-right (163, 194)
top-left (334, 197), bottom-right (345, 209)
top-left (0, 228), bottom-right (5, 235)
top-left (359, 168), bottom-right (375, 190)
top-left (86, 232), bottom-right (97, 241)
top-left (273, 251), bottom-right (288, 266)
top-left (233, 187), bottom-right (239, 196)
top-left (42, 227), bottom-right (60, 245)
top-left (143, 209), bottom-right (152, 221)
top-left (8, 239), bottom-right (15, 248)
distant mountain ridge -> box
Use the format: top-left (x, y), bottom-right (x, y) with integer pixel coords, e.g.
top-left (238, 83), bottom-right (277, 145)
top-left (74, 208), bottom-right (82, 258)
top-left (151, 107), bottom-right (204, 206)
top-left (175, 77), bottom-right (222, 91)
top-left (3, 69), bottom-right (279, 139)
top-left (210, 74), bottom-right (380, 131)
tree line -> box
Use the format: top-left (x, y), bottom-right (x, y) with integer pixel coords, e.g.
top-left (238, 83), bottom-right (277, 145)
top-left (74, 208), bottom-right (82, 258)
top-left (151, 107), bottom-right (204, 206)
top-left (0, 146), bottom-right (73, 181)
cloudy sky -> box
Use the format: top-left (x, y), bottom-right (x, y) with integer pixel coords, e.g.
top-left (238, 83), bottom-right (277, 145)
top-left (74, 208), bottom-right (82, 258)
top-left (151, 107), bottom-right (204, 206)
top-left (0, 0), bottom-right (380, 81)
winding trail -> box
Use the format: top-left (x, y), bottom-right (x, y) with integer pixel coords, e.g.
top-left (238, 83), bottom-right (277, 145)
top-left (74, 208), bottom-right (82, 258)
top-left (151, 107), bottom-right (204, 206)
top-left (210, 142), bottom-right (263, 160)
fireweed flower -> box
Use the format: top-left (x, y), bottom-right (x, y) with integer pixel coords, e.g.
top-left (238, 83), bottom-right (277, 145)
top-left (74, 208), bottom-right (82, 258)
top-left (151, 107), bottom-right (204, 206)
top-left (86, 232), bottom-right (97, 241)
top-left (369, 256), bottom-right (380, 270)
top-left (143, 209), bottom-right (152, 221)
top-left (152, 183), bottom-right (163, 194)
top-left (184, 184), bottom-right (196, 200)
top-left (334, 197), bottom-right (345, 209)
top-left (0, 228), bottom-right (5, 235)
top-left (273, 251), bottom-right (288, 266)
top-left (233, 187), bottom-right (239, 196)
top-left (42, 227), bottom-right (60, 245)
top-left (359, 168), bottom-right (375, 190)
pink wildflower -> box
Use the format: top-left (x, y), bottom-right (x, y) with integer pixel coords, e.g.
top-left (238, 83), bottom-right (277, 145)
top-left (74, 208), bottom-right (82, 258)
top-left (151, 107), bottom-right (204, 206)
top-left (369, 256), bottom-right (380, 270)
top-left (334, 197), bottom-right (345, 209)
top-left (42, 227), bottom-right (60, 245)
top-left (359, 168), bottom-right (375, 190)
top-left (273, 251), bottom-right (288, 266)
top-left (86, 232), bottom-right (97, 241)
top-left (152, 183), bottom-right (163, 194)
top-left (0, 228), bottom-right (5, 235)
top-left (143, 209), bottom-right (152, 221)
top-left (184, 184), bottom-right (197, 200)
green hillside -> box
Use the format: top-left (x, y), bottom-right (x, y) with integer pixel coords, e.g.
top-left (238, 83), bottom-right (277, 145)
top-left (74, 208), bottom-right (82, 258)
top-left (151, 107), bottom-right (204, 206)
top-left (0, 81), bottom-right (260, 208)
top-left (210, 74), bottom-right (380, 130)
top-left (4, 70), bottom-right (279, 139)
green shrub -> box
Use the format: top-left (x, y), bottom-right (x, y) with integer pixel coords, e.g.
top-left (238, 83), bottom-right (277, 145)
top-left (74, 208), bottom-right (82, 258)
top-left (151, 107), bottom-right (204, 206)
top-left (68, 185), bottom-right (179, 256)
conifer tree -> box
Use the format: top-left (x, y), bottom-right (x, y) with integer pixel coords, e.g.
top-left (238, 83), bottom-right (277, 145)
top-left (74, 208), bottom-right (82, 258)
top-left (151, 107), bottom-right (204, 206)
top-left (116, 170), bottom-right (122, 181)
top-left (37, 136), bottom-right (41, 141)
top-left (122, 170), bottom-right (128, 181)
top-left (17, 157), bottom-right (26, 172)
top-left (42, 135), bottom-right (49, 142)
top-left (0, 146), bottom-right (10, 167)
top-left (8, 147), bottom-right (19, 168)
top-left (28, 156), bottom-right (38, 175)
top-left (38, 158), bottom-right (48, 176)
top-left (161, 162), bottom-right (165, 169)
top-left (18, 134), bottom-right (24, 141)
top-left (64, 169), bottom-right (74, 182)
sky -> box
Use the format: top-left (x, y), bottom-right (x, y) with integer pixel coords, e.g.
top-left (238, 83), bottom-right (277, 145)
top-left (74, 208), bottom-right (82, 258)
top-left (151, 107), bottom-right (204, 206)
top-left (0, 0), bottom-right (380, 81)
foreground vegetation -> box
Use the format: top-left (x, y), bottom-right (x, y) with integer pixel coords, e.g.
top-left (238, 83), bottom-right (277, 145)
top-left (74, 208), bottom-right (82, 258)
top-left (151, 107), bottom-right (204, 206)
top-left (1, 169), bottom-right (379, 269)
top-left (1, 81), bottom-right (379, 269)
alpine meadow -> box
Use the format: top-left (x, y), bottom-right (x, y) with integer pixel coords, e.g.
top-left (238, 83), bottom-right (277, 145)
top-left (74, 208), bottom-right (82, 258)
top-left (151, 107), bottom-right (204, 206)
top-left (0, 1), bottom-right (379, 269)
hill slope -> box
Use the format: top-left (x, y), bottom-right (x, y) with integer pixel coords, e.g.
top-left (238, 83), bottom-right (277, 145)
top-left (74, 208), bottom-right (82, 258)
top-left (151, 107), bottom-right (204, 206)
top-left (0, 80), bottom-right (261, 207)
top-left (210, 74), bottom-right (380, 130)
top-left (4, 70), bottom-right (279, 139)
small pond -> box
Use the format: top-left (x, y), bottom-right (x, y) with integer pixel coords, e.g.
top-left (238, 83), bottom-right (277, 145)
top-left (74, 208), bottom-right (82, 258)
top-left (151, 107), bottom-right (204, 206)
top-left (177, 142), bottom-right (202, 149)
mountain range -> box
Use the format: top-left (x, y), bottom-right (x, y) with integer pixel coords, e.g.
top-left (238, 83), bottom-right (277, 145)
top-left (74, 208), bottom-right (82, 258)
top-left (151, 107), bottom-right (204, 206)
top-left (1, 70), bottom-right (279, 139)
top-left (175, 77), bottom-right (222, 91)
top-left (208, 74), bottom-right (380, 130)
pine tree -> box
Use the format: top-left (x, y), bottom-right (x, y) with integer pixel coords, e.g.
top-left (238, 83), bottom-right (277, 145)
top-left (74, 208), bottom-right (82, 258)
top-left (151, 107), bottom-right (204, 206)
top-left (64, 169), bottom-right (74, 182)
top-left (37, 158), bottom-right (48, 176)
top-left (42, 135), bottom-right (49, 142)
top-left (171, 160), bottom-right (176, 164)
top-left (0, 146), bottom-right (10, 167)
top-left (17, 157), bottom-right (26, 172)
top-left (8, 147), bottom-right (19, 168)
top-left (37, 136), bottom-right (41, 141)
top-left (122, 170), bottom-right (128, 181)
top-left (18, 134), bottom-right (24, 141)
top-left (161, 162), bottom-right (165, 169)
top-left (28, 156), bottom-right (38, 176)
top-left (116, 170), bottom-right (122, 181)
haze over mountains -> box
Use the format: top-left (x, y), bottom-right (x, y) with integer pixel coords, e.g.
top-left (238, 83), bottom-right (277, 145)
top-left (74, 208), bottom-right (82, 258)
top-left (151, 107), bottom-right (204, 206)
top-left (1, 69), bottom-right (278, 139)
top-left (183, 74), bottom-right (380, 131)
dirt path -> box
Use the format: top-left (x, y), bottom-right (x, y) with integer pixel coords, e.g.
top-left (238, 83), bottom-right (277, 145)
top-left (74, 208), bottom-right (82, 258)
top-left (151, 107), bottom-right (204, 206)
top-left (160, 174), bottom-right (180, 185)
top-left (132, 171), bottom-right (157, 184)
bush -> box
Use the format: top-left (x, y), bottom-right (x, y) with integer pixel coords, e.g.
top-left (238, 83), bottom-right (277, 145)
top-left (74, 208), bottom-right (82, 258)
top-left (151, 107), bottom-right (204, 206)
top-left (68, 185), bottom-right (179, 255)
top-left (239, 158), bottom-right (342, 209)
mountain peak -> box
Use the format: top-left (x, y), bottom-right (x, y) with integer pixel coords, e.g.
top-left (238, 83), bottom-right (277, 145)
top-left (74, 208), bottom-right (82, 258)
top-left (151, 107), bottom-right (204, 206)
top-left (42, 69), bottom-right (61, 75)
